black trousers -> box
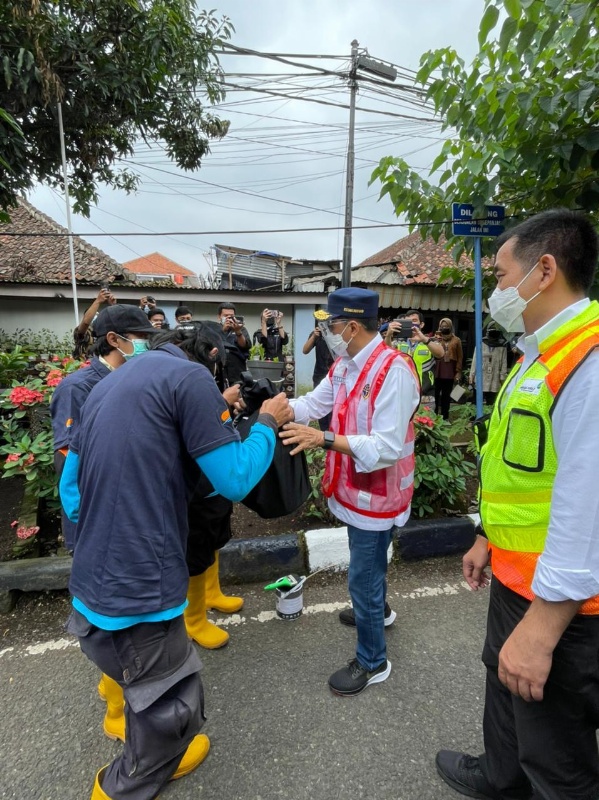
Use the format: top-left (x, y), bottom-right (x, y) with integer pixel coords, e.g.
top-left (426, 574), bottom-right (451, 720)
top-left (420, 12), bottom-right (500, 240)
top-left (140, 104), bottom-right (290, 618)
top-left (186, 493), bottom-right (233, 576)
top-left (479, 579), bottom-right (599, 800)
top-left (67, 610), bottom-right (204, 800)
top-left (435, 377), bottom-right (454, 419)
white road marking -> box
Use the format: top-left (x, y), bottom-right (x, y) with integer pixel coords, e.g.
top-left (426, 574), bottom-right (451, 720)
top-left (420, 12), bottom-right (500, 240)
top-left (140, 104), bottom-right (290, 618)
top-left (25, 637), bottom-right (78, 656)
top-left (0, 581), bottom-right (473, 660)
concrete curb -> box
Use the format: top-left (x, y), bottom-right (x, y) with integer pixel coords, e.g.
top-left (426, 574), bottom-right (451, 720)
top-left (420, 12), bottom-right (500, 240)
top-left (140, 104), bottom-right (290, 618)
top-left (0, 515), bottom-right (479, 611)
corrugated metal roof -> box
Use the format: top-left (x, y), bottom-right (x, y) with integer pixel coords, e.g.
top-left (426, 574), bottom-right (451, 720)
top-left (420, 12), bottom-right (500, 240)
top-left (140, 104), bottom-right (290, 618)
top-left (378, 285), bottom-right (473, 312)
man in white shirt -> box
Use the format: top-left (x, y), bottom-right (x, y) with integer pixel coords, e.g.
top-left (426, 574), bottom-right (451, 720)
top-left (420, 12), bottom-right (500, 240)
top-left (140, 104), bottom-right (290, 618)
top-left (280, 288), bottom-right (420, 696)
top-left (436, 209), bottom-right (599, 800)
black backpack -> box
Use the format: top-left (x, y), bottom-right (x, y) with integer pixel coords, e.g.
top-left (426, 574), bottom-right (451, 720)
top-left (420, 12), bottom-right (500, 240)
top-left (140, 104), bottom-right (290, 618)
top-left (234, 374), bottom-right (310, 518)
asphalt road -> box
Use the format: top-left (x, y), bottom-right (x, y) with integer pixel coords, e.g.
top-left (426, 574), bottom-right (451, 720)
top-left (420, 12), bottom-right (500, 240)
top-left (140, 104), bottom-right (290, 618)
top-left (0, 555), bottom-right (489, 800)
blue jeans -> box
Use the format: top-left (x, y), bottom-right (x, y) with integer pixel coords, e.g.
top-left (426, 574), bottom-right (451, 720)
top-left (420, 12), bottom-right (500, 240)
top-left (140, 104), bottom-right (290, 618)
top-left (347, 524), bottom-right (395, 671)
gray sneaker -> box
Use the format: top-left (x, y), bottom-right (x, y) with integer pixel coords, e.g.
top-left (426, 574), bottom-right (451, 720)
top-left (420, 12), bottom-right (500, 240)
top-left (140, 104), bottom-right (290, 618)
top-left (339, 602), bottom-right (396, 628)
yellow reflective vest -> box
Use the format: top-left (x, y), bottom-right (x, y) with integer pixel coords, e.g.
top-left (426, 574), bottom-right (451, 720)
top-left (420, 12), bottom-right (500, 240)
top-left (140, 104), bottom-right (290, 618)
top-left (480, 301), bottom-right (599, 613)
top-left (394, 340), bottom-right (435, 395)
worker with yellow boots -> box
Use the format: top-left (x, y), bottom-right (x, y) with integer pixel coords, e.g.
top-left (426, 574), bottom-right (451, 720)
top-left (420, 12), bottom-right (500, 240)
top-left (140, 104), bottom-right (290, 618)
top-left (61, 323), bottom-right (292, 799)
top-left (184, 492), bottom-right (243, 649)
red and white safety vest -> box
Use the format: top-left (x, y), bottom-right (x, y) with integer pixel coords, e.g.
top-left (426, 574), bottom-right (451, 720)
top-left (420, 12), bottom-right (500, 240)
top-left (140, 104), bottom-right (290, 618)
top-left (322, 341), bottom-right (417, 519)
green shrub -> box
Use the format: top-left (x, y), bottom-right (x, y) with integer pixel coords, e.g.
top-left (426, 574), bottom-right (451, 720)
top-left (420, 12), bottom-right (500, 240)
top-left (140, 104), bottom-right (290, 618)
top-left (412, 411), bottom-right (476, 517)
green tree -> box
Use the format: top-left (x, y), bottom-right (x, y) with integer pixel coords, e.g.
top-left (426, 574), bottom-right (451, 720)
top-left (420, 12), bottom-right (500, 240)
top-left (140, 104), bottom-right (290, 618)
top-left (0, 0), bottom-right (232, 215)
top-left (371, 0), bottom-right (599, 262)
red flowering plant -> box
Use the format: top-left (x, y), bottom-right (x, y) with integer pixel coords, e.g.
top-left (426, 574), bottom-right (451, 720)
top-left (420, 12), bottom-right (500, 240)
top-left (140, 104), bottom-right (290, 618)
top-left (0, 354), bottom-right (85, 556)
top-left (412, 411), bottom-right (475, 518)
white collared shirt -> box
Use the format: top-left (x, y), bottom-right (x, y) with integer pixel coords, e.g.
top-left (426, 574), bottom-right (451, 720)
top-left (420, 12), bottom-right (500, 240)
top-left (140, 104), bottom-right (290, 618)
top-left (291, 334), bottom-right (420, 530)
top-left (502, 298), bottom-right (599, 602)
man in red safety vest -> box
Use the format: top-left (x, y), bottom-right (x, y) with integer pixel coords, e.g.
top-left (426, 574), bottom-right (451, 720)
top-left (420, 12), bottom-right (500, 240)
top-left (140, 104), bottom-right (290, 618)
top-left (281, 288), bottom-right (420, 696)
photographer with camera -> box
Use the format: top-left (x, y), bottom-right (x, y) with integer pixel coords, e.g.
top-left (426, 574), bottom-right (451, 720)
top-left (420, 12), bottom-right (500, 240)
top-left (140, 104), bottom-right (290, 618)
top-left (254, 308), bottom-right (288, 360)
top-left (72, 285), bottom-right (117, 359)
top-left (138, 295), bottom-right (157, 313)
top-left (384, 309), bottom-right (443, 406)
top-left (147, 307), bottom-right (170, 330)
top-left (217, 302), bottom-right (251, 384)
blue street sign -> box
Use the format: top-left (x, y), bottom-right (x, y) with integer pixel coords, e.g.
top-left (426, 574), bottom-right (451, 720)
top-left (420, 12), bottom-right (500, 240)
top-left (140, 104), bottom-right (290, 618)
top-left (452, 203), bottom-right (505, 237)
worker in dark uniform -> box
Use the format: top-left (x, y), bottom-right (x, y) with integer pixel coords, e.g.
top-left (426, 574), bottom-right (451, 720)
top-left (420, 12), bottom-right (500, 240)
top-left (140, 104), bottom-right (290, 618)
top-left (51, 305), bottom-right (157, 745)
top-left (59, 326), bottom-right (292, 800)
top-left (51, 305), bottom-right (156, 553)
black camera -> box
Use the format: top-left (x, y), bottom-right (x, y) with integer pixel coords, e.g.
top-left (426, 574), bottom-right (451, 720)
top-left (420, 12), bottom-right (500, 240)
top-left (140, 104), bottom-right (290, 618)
top-left (392, 318), bottom-right (415, 340)
top-left (234, 315), bottom-right (244, 325)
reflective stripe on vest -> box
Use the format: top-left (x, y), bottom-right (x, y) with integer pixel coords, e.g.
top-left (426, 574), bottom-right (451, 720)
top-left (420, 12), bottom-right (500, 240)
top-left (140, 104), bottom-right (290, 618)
top-left (481, 301), bottom-right (599, 613)
top-left (322, 341), bottom-right (417, 518)
top-left (395, 340), bottom-right (434, 395)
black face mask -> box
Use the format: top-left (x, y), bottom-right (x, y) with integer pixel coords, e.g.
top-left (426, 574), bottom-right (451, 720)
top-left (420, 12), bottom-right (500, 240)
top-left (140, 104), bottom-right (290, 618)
top-left (440, 327), bottom-right (451, 334)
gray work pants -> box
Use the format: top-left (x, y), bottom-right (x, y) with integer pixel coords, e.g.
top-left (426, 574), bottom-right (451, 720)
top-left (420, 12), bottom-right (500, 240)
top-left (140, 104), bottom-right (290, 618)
top-left (67, 610), bottom-right (205, 800)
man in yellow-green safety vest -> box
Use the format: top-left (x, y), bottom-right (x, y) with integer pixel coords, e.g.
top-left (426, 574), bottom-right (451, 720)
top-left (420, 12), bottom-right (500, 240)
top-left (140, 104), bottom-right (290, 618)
top-left (435, 209), bottom-right (599, 800)
top-left (384, 309), bottom-right (444, 406)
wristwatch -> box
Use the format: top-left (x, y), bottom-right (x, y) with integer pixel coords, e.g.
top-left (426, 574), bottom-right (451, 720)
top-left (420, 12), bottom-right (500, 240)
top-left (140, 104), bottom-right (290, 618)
top-left (322, 431), bottom-right (336, 450)
top-left (425, 337), bottom-right (431, 345)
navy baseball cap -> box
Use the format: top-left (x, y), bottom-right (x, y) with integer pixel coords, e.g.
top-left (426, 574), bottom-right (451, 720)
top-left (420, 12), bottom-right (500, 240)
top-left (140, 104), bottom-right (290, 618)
top-left (93, 305), bottom-right (156, 337)
top-left (317, 288), bottom-right (379, 321)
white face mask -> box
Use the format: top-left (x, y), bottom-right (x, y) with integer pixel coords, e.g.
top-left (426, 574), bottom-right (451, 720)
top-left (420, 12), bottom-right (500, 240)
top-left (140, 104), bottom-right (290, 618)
top-left (488, 262), bottom-right (541, 333)
top-left (320, 322), bottom-right (352, 357)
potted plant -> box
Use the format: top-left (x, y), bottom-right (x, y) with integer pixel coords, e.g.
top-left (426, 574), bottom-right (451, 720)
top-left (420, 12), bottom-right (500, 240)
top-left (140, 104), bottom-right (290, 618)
top-left (246, 343), bottom-right (284, 383)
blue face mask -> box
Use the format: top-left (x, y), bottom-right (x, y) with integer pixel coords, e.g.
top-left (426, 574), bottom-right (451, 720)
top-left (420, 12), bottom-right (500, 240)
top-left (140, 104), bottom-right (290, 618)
top-left (116, 335), bottom-right (149, 361)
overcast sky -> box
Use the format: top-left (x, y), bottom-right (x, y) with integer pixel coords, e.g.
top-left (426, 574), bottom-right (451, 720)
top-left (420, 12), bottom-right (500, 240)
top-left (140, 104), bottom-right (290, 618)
top-left (30, 1), bottom-right (483, 279)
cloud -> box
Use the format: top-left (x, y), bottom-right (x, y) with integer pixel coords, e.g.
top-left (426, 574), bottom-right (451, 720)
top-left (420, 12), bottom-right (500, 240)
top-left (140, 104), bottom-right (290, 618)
top-left (30, 0), bottom-right (482, 276)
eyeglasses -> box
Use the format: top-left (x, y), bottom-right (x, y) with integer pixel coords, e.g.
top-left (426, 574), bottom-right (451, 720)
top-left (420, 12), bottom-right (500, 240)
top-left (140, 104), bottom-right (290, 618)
top-left (325, 318), bottom-right (350, 330)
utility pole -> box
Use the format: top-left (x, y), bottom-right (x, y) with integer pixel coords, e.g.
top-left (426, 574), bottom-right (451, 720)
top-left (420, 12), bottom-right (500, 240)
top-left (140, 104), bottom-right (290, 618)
top-left (57, 102), bottom-right (80, 326)
top-left (341, 40), bottom-right (359, 289)
top-left (341, 42), bottom-right (397, 289)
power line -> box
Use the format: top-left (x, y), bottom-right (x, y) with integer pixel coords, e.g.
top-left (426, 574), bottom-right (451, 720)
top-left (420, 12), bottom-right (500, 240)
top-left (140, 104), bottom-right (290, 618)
top-left (125, 160), bottom-right (392, 226)
top-left (218, 80), bottom-right (439, 121)
top-left (2, 214), bottom-right (525, 238)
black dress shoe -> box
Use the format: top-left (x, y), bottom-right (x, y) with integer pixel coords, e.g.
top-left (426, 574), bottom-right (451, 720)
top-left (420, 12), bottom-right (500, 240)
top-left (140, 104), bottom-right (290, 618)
top-left (435, 751), bottom-right (498, 799)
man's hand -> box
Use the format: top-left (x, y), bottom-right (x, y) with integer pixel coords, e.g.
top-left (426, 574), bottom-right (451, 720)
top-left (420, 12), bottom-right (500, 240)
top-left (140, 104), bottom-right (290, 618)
top-left (462, 535), bottom-right (491, 590)
top-left (498, 618), bottom-right (554, 702)
top-left (411, 326), bottom-right (428, 343)
top-left (223, 316), bottom-right (236, 331)
top-left (96, 288), bottom-right (111, 304)
top-left (279, 421), bottom-right (325, 456)
top-left (222, 384), bottom-right (241, 407)
top-left (106, 292), bottom-right (117, 306)
top-left (232, 318), bottom-right (244, 335)
top-left (259, 392), bottom-right (293, 428)
top-left (498, 597), bottom-right (580, 702)
top-left (312, 326), bottom-right (321, 338)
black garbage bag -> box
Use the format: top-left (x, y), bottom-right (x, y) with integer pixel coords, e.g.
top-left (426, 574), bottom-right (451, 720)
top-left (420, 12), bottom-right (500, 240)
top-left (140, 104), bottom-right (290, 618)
top-left (234, 372), bottom-right (311, 518)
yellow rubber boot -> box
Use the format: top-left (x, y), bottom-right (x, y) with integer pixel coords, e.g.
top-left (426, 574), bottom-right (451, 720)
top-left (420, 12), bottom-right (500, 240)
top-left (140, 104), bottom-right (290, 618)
top-left (90, 736), bottom-right (210, 797)
top-left (184, 573), bottom-right (229, 649)
top-left (171, 734), bottom-right (211, 780)
top-left (205, 551), bottom-right (244, 614)
top-left (102, 675), bottom-right (125, 742)
top-left (91, 768), bottom-right (112, 799)
top-left (97, 675), bottom-right (107, 701)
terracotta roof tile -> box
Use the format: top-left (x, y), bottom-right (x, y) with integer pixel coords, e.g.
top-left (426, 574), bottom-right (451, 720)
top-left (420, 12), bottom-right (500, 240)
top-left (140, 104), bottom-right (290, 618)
top-left (357, 231), bottom-right (493, 286)
top-left (122, 253), bottom-right (197, 277)
top-left (0, 199), bottom-right (126, 283)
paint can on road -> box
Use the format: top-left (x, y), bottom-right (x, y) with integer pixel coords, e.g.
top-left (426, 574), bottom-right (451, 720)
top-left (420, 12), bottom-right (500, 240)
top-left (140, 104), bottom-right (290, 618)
top-left (275, 579), bottom-right (304, 620)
